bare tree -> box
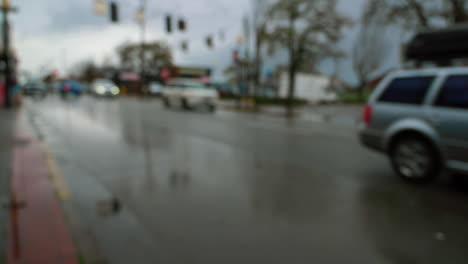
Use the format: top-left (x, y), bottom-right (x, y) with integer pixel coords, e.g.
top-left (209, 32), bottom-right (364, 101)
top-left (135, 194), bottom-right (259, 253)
top-left (74, 60), bottom-right (100, 84)
top-left (117, 41), bottom-right (173, 78)
top-left (268, 0), bottom-right (350, 112)
top-left (352, 14), bottom-right (391, 98)
top-left (366, 0), bottom-right (468, 29)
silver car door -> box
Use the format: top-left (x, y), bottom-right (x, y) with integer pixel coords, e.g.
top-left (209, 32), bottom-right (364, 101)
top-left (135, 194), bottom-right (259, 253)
top-left (429, 74), bottom-right (468, 163)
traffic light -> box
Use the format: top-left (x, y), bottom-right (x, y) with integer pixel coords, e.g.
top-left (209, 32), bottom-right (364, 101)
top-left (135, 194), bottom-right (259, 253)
top-left (178, 19), bottom-right (186, 32)
top-left (206, 36), bottom-right (213, 49)
top-left (166, 15), bottom-right (172, 34)
top-left (181, 41), bottom-right (189, 52)
top-left (2, 0), bottom-right (11, 9)
top-left (110, 2), bottom-right (119, 23)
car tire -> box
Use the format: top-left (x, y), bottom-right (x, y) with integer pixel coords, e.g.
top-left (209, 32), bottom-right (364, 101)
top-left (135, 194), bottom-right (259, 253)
top-left (390, 136), bottom-right (440, 184)
top-left (208, 104), bottom-right (216, 112)
top-left (181, 98), bottom-right (191, 110)
top-left (451, 173), bottom-right (468, 191)
top-left (163, 97), bottom-right (171, 108)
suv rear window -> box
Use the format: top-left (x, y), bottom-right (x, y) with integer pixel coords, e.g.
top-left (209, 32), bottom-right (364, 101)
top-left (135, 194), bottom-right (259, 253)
top-left (378, 76), bottom-right (435, 105)
top-left (435, 75), bottom-right (468, 109)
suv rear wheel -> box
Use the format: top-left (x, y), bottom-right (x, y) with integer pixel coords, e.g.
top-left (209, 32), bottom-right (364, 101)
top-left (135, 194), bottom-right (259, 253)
top-left (390, 136), bottom-right (440, 183)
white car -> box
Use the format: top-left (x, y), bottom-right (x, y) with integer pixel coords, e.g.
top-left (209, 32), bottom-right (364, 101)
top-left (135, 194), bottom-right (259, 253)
top-left (91, 79), bottom-right (120, 97)
top-left (161, 79), bottom-right (218, 111)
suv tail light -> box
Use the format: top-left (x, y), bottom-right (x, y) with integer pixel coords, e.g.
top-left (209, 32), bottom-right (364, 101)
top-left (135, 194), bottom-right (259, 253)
top-left (363, 105), bottom-right (373, 125)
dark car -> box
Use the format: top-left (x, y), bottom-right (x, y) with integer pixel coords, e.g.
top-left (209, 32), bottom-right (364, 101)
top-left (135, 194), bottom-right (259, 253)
top-left (58, 81), bottom-right (84, 96)
top-left (212, 82), bottom-right (237, 97)
top-left (23, 81), bottom-right (47, 98)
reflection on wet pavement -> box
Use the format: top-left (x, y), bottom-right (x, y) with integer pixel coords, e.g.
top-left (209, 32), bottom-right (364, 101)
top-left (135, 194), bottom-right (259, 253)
top-left (25, 96), bottom-right (468, 264)
top-left (97, 198), bottom-right (122, 217)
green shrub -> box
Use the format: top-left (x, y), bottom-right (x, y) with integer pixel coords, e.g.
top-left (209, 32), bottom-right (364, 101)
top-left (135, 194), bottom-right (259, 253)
top-left (339, 92), bottom-right (371, 104)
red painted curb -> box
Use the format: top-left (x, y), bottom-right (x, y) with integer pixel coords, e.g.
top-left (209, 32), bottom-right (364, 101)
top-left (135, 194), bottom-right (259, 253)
top-left (7, 114), bottom-right (78, 264)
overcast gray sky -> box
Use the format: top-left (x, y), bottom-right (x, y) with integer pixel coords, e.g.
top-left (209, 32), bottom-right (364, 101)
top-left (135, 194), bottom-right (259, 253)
top-left (11, 0), bottom-right (390, 83)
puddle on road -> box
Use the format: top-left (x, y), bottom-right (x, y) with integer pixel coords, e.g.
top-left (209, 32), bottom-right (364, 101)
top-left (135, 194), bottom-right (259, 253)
top-left (169, 171), bottom-right (191, 190)
top-left (97, 198), bottom-right (122, 217)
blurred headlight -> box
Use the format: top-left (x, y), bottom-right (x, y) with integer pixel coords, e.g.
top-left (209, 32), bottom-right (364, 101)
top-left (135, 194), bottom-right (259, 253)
top-left (96, 86), bottom-right (106, 94)
top-left (112, 87), bottom-right (120, 95)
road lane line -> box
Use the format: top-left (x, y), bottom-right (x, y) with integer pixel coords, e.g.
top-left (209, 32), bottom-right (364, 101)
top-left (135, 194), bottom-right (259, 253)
top-left (42, 143), bottom-right (71, 201)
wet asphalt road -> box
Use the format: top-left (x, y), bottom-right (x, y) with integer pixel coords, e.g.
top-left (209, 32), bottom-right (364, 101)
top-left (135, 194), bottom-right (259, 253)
top-left (26, 96), bottom-right (468, 264)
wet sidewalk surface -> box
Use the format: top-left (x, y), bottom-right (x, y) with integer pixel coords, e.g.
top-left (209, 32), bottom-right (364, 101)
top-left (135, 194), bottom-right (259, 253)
top-left (5, 111), bottom-right (78, 264)
top-left (0, 110), bottom-right (15, 264)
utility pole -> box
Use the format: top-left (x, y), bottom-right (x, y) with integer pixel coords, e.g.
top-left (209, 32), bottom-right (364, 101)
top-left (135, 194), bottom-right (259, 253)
top-left (243, 15), bottom-right (251, 99)
top-left (251, 0), bottom-right (266, 102)
top-left (138, 0), bottom-right (147, 95)
top-left (1, 0), bottom-right (17, 109)
top-left (235, 36), bottom-right (244, 108)
top-left (62, 49), bottom-right (67, 78)
top-left (234, 51), bottom-right (242, 109)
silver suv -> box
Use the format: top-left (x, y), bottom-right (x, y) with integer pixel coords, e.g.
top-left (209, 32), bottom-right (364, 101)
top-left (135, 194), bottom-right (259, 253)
top-left (359, 67), bottom-right (468, 183)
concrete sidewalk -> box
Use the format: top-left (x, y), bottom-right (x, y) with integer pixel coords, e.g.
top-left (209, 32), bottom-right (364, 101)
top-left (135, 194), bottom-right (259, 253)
top-left (0, 110), bottom-right (15, 264)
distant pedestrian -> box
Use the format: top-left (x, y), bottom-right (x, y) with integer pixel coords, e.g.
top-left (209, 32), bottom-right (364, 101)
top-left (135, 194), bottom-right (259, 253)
top-left (11, 82), bottom-right (23, 107)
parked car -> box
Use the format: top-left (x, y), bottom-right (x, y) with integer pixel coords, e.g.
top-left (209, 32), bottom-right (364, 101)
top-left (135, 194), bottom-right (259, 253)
top-left (359, 67), bottom-right (468, 183)
top-left (58, 81), bottom-right (85, 96)
top-left (148, 82), bottom-right (163, 96)
top-left (257, 87), bottom-right (277, 99)
top-left (161, 79), bottom-right (218, 111)
top-left (23, 81), bottom-right (47, 98)
top-left (91, 79), bottom-right (120, 97)
top-left (212, 82), bottom-right (237, 97)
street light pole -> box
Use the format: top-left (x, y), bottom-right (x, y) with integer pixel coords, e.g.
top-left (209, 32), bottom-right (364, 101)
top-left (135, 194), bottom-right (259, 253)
top-left (1, 0), bottom-right (16, 109)
top-left (139, 0), bottom-right (147, 95)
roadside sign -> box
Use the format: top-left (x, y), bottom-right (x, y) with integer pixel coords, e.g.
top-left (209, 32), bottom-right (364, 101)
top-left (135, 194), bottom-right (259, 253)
top-left (94, 0), bottom-right (107, 16)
